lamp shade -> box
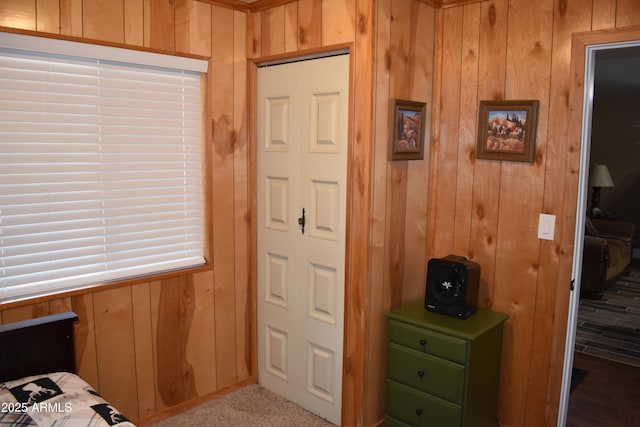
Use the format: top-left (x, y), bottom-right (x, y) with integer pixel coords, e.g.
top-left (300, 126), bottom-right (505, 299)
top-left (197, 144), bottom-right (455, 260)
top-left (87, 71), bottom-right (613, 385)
top-left (589, 164), bottom-right (614, 188)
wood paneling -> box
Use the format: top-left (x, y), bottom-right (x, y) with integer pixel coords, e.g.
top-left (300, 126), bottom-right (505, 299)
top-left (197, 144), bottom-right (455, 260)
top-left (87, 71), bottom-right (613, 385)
top-left (83, 0), bottom-right (125, 42)
top-left (72, 293), bottom-right (99, 389)
top-left (131, 282), bottom-right (157, 420)
top-left (124, 0), bottom-right (144, 46)
top-left (59, 0), bottom-right (82, 37)
top-left (346, 0), bottom-right (375, 425)
top-left (4, 0), bottom-right (640, 426)
top-left (451, 3), bottom-right (478, 258)
top-left (321, 0), bottom-right (355, 46)
top-left (468, 0), bottom-right (507, 310)
top-left (232, 9), bottom-right (252, 381)
top-left (248, 1), bottom-right (376, 426)
top-left (616, 0), bottom-right (640, 28)
top-left (368, 0), bottom-right (393, 421)
top-left (386, 0), bottom-right (411, 309)
top-left (495, 1), bottom-right (553, 423)
top-left (0, 0), bottom-right (35, 30)
top-left (367, 2), bottom-right (436, 424)
top-left (0, 0), bottom-right (249, 424)
top-left (433, 6), bottom-right (463, 256)
top-left (413, 3), bottom-right (436, 299)
top-left (260, 5), bottom-right (285, 55)
top-left (248, 11), bottom-right (262, 56)
top-left (148, 0), bottom-right (176, 50)
top-left (298, 0), bottom-right (322, 50)
top-left (592, 0), bottom-right (616, 30)
top-left (284, 2), bottom-right (298, 51)
top-left (36, 0), bottom-right (60, 33)
top-left (525, 1), bottom-right (592, 424)
top-left (433, 1), bottom-right (640, 426)
top-left (93, 287), bottom-right (139, 418)
top-left (210, 4), bottom-right (240, 390)
top-left (188, 271), bottom-right (218, 395)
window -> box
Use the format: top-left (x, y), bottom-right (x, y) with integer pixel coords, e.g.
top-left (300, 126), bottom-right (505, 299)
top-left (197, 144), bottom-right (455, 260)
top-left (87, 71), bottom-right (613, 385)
top-left (0, 31), bottom-right (208, 303)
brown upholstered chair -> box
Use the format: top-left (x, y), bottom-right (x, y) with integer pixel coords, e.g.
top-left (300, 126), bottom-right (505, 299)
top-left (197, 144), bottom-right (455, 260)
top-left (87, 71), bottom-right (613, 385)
top-left (581, 219), bottom-right (636, 299)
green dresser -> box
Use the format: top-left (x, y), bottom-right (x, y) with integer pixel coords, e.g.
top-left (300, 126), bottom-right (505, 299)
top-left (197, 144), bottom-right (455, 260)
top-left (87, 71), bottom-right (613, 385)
top-left (385, 300), bottom-right (508, 427)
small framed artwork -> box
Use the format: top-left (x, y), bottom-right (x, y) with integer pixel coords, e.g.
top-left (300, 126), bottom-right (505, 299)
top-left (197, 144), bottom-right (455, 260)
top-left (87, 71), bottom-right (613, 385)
top-left (476, 100), bottom-right (539, 163)
top-left (389, 99), bottom-right (426, 161)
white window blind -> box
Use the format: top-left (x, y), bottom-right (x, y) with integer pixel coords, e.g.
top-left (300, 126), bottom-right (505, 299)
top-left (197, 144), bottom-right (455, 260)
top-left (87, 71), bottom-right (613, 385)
top-left (0, 32), bottom-right (208, 302)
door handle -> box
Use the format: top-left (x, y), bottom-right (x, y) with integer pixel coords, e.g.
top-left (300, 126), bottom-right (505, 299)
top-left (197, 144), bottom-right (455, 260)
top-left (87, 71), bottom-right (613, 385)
top-left (298, 208), bottom-right (306, 234)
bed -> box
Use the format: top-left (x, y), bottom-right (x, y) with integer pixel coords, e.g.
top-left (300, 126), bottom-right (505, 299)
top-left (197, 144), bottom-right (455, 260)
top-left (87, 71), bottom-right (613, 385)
top-left (0, 312), bottom-right (136, 427)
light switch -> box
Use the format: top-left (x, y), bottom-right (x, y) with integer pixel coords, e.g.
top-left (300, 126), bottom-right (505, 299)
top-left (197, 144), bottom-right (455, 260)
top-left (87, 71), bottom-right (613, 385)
top-left (538, 214), bottom-right (556, 240)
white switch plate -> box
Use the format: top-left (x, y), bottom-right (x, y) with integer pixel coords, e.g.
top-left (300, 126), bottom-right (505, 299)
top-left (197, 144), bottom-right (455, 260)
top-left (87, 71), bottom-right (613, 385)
top-left (538, 214), bottom-right (556, 240)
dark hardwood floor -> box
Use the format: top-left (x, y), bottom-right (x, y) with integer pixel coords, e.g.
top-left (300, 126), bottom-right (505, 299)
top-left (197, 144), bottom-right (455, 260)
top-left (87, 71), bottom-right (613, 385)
top-left (567, 352), bottom-right (640, 426)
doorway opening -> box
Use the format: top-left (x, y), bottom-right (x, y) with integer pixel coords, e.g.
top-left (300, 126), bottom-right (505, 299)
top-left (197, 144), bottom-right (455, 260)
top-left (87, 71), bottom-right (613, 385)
top-left (559, 39), bottom-right (640, 426)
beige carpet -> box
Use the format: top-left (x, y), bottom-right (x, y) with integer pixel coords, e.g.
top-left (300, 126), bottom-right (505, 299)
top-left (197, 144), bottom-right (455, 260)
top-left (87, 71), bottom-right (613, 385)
top-left (148, 384), bottom-right (335, 427)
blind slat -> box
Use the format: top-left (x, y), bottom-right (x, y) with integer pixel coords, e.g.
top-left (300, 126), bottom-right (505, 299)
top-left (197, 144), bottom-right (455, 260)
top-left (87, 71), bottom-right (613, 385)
top-left (0, 32), bottom-right (205, 303)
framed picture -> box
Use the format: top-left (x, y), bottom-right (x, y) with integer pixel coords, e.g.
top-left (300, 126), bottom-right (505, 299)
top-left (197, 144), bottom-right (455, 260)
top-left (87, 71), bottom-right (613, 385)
top-left (389, 99), bottom-right (426, 161)
top-left (476, 100), bottom-right (539, 163)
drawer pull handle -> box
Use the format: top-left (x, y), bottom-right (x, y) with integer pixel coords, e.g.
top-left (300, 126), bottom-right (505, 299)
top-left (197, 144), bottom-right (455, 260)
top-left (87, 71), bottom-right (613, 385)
top-left (415, 409), bottom-right (423, 416)
top-left (419, 339), bottom-right (427, 346)
top-left (417, 370), bottom-right (425, 378)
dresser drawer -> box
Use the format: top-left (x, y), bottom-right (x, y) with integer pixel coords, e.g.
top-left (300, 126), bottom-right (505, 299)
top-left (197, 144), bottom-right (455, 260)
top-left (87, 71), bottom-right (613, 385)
top-left (388, 319), bottom-right (467, 363)
top-left (387, 343), bottom-right (465, 404)
top-left (383, 415), bottom-right (412, 427)
top-left (386, 379), bottom-right (462, 427)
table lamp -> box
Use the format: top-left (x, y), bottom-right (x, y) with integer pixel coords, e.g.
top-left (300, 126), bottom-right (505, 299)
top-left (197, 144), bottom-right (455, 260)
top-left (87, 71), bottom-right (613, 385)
top-left (589, 163), bottom-right (614, 218)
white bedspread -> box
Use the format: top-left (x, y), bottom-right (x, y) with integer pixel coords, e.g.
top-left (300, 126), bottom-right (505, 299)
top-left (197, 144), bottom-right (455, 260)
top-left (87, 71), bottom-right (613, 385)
top-left (0, 372), bottom-right (136, 427)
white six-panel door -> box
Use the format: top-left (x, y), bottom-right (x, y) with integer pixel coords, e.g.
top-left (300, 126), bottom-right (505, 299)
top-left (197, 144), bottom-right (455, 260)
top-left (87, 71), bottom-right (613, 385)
top-left (257, 54), bottom-right (349, 425)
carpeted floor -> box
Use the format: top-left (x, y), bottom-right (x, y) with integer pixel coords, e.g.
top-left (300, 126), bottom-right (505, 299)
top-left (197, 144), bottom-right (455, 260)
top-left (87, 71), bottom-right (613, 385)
top-left (576, 264), bottom-right (640, 367)
top-left (147, 384), bottom-right (334, 427)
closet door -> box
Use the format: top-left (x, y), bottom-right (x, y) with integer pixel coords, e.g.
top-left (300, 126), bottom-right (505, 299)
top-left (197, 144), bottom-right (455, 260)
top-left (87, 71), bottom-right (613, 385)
top-left (256, 54), bottom-right (349, 425)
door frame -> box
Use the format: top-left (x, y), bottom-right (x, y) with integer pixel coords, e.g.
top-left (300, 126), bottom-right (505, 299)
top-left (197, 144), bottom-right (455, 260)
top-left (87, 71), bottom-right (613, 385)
top-left (249, 44), bottom-right (359, 425)
top-left (556, 27), bottom-right (640, 425)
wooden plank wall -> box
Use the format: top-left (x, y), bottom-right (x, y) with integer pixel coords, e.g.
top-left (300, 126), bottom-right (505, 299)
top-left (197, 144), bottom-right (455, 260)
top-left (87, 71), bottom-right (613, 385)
top-left (0, 0), bottom-right (431, 424)
top-left (246, 2), bottom-right (378, 426)
top-left (431, 1), bottom-right (640, 426)
top-left (4, 0), bottom-right (639, 426)
top-left (248, 1), bottom-right (436, 426)
top-left (1, 0), bottom-right (448, 425)
top-left (368, 0), bottom-right (436, 424)
top-left (0, 0), bottom-right (252, 424)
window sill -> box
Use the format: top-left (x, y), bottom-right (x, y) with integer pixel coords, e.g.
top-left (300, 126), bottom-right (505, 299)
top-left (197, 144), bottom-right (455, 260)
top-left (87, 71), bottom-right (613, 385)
top-left (0, 262), bottom-right (213, 311)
